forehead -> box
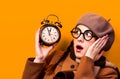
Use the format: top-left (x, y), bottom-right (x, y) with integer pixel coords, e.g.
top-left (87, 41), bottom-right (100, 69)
top-left (76, 25), bottom-right (90, 32)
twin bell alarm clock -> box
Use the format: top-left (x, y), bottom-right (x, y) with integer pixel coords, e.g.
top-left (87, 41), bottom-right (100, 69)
top-left (39, 14), bottom-right (62, 46)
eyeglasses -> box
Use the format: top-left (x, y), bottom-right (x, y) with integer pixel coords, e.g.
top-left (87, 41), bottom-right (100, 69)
top-left (71, 28), bottom-right (98, 41)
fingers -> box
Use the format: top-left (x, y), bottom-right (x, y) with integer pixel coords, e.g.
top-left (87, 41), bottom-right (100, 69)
top-left (94, 50), bottom-right (104, 61)
top-left (94, 35), bottom-right (109, 50)
top-left (96, 35), bottom-right (109, 50)
top-left (47, 43), bottom-right (58, 51)
top-left (98, 37), bottom-right (108, 49)
top-left (53, 43), bottom-right (58, 47)
top-left (86, 35), bottom-right (109, 61)
top-left (35, 28), bottom-right (41, 54)
top-left (98, 51), bottom-right (104, 59)
top-left (47, 46), bottom-right (54, 52)
top-left (91, 37), bottom-right (102, 48)
top-left (35, 28), bottom-right (40, 43)
top-left (96, 35), bottom-right (107, 47)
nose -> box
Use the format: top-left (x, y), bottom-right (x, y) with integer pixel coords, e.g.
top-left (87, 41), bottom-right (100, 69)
top-left (77, 34), bottom-right (84, 42)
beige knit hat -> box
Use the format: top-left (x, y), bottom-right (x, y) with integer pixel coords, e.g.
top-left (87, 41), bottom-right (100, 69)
top-left (76, 13), bottom-right (115, 51)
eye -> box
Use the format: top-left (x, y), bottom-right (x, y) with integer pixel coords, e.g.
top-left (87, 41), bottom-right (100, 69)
top-left (84, 30), bottom-right (92, 37)
top-left (84, 30), bottom-right (93, 40)
top-left (86, 32), bottom-right (92, 37)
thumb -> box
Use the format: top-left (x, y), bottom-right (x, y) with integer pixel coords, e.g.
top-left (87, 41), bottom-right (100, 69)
top-left (47, 43), bottom-right (58, 52)
top-left (45, 45), bottom-right (54, 52)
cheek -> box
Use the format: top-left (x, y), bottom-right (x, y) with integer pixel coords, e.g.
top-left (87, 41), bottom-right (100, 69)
top-left (73, 38), bottom-right (77, 42)
top-left (73, 39), bottom-right (77, 45)
top-left (84, 39), bottom-right (95, 49)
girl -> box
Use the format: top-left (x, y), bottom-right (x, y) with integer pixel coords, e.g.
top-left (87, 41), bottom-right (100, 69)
top-left (22, 13), bottom-right (119, 79)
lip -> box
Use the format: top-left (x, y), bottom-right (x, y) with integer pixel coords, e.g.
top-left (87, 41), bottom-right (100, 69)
top-left (76, 45), bottom-right (83, 52)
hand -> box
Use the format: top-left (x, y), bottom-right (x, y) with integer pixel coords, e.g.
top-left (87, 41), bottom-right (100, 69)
top-left (34, 28), bottom-right (56, 63)
top-left (85, 35), bottom-right (109, 61)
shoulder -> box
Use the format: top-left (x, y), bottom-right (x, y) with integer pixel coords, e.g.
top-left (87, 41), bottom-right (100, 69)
top-left (99, 66), bottom-right (117, 75)
top-left (95, 56), bottom-right (120, 78)
top-left (97, 59), bottom-right (120, 78)
top-left (97, 67), bottom-right (118, 78)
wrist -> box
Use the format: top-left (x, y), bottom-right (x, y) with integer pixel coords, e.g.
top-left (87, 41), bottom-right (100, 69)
top-left (85, 53), bottom-right (95, 60)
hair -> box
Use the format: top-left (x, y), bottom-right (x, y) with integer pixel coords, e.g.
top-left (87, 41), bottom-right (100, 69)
top-left (46, 41), bottom-right (74, 75)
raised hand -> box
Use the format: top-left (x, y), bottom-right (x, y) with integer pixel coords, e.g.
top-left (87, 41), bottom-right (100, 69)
top-left (85, 35), bottom-right (109, 61)
top-left (34, 28), bottom-right (56, 63)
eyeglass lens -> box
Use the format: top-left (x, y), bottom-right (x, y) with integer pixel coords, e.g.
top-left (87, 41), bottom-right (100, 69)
top-left (71, 28), bottom-right (95, 41)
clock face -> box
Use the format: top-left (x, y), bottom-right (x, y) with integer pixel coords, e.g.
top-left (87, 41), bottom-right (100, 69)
top-left (40, 25), bottom-right (60, 45)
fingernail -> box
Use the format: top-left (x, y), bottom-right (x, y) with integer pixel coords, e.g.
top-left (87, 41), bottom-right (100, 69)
top-left (103, 35), bottom-right (109, 39)
top-left (102, 36), bottom-right (106, 39)
top-left (106, 34), bottom-right (108, 36)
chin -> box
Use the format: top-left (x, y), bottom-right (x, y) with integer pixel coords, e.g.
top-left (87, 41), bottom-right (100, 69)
top-left (75, 52), bottom-right (84, 58)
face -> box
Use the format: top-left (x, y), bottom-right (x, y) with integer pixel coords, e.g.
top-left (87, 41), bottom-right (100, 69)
top-left (73, 25), bottom-right (96, 58)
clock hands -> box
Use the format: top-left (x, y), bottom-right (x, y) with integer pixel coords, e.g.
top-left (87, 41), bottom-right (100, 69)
top-left (47, 27), bottom-right (52, 36)
top-left (47, 27), bottom-right (53, 42)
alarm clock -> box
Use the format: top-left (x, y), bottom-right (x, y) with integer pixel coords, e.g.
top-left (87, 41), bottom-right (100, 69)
top-left (39, 14), bottom-right (62, 46)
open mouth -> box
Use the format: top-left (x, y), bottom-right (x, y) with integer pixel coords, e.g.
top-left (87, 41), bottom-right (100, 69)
top-left (76, 45), bottom-right (83, 52)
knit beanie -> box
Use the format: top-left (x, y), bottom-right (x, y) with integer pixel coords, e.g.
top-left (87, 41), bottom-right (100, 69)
top-left (76, 13), bottom-right (115, 51)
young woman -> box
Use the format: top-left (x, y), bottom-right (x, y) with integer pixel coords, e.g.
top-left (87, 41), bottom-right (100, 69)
top-left (22, 13), bottom-right (120, 79)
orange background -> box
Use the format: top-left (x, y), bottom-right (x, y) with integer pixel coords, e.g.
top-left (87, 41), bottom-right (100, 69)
top-left (0, 0), bottom-right (120, 79)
